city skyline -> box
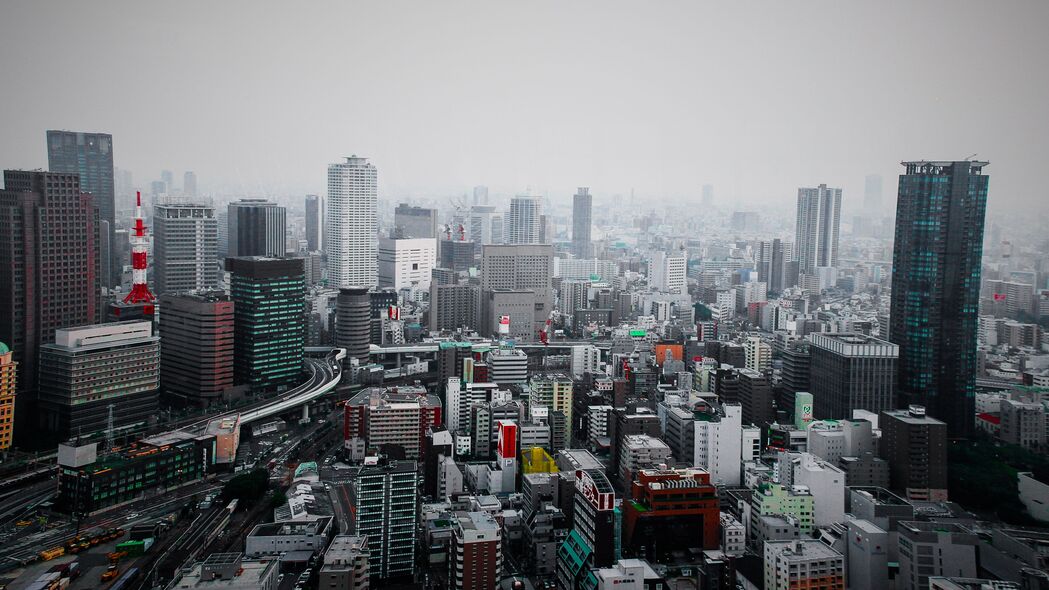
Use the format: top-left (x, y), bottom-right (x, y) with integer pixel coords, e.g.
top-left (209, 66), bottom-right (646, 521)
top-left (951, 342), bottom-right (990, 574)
top-left (1, 1), bottom-right (1047, 213)
top-left (1, 3), bottom-right (1049, 589)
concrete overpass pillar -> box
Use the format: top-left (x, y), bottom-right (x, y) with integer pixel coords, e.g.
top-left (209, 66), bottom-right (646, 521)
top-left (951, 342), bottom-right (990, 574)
top-left (302, 404), bottom-right (309, 422)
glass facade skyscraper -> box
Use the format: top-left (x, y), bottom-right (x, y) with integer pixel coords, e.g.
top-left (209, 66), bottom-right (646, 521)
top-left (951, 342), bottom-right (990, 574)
top-left (889, 160), bottom-right (989, 438)
top-left (227, 256), bottom-right (305, 393)
top-left (46, 131), bottom-right (117, 287)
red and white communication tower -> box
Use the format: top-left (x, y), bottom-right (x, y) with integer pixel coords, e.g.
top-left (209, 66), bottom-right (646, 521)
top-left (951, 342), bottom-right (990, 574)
top-left (123, 191), bottom-right (156, 309)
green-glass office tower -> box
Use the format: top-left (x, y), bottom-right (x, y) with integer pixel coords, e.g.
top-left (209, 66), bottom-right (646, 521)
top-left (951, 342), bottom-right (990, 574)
top-left (227, 257), bottom-right (305, 393)
top-left (889, 160), bottom-right (988, 438)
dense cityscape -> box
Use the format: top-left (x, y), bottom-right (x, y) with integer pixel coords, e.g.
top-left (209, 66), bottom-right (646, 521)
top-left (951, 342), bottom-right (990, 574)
top-left (2, 3), bottom-right (1049, 590)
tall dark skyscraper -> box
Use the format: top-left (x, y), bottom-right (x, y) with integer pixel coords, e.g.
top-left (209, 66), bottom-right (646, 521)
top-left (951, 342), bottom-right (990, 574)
top-left (889, 160), bottom-right (989, 438)
top-left (572, 187), bottom-right (592, 258)
top-left (809, 332), bottom-right (898, 419)
top-left (227, 199), bottom-right (287, 257)
top-left (227, 256), bottom-right (305, 393)
top-left (0, 171), bottom-right (100, 442)
top-left (46, 130), bottom-right (116, 287)
top-left (305, 194), bottom-right (322, 251)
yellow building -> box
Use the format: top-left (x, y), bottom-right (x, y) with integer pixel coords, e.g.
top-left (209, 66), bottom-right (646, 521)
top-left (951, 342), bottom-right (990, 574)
top-left (0, 342), bottom-right (15, 450)
top-left (521, 446), bottom-right (558, 474)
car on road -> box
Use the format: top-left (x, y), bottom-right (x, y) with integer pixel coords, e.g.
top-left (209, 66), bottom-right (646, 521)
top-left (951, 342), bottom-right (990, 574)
top-left (101, 564), bottom-right (120, 582)
top-left (126, 512), bottom-right (140, 520)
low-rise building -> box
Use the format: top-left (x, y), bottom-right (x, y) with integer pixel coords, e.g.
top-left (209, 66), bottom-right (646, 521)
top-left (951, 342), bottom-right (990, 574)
top-left (847, 519), bottom-right (890, 590)
top-left (584, 558), bottom-right (664, 590)
top-left (897, 521), bottom-right (979, 590)
top-left (618, 434), bottom-right (672, 484)
top-left (1000, 398), bottom-right (1046, 450)
top-left (245, 517), bottom-right (333, 557)
top-left (172, 553), bottom-right (279, 590)
top-left (749, 483), bottom-right (815, 548)
top-left (763, 540), bottom-right (844, 590)
top-left (777, 452), bottom-right (845, 527)
top-left (319, 535), bottom-right (370, 590)
top-left (880, 406), bottom-right (948, 501)
top-left (343, 386), bottom-right (442, 459)
top-left (621, 467), bottom-right (720, 561)
top-left (56, 433), bottom-right (214, 515)
top-left (0, 342), bottom-right (16, 450)
top-left (1018, 472), bottom-right (1049, 523)
top-left (450, 510), bottom-right (502, 590)
top-left (720, 512), bottom-right (745, 556)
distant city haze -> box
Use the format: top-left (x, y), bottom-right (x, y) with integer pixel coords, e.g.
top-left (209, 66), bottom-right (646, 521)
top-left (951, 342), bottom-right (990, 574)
top-left (2, 0), bottom-right (1047, 212)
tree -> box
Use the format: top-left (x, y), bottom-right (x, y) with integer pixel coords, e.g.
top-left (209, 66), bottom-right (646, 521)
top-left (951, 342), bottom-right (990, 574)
top-left (220, 469), bottom-right (270, 507)
top-left (269, 491), bottom-right (288, 509)
top-left (948, 438), bottom-right (1049, 525)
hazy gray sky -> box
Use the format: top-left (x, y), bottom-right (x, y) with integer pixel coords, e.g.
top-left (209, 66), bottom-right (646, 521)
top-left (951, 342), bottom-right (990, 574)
top-left (2, 0), bottom-right (1047, 211)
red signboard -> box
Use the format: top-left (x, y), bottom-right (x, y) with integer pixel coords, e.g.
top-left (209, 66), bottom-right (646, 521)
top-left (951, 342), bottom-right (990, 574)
top-left (576, 469), bottom-right (614, 511)
top-left (497, 420), bottom-right (517, 460)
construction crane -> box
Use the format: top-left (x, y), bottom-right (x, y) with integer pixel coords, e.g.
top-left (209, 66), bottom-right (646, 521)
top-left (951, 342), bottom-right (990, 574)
top-left (440, 222), bottom-right (467, 242)
top-left (446, 195), bottom-right (469, 240)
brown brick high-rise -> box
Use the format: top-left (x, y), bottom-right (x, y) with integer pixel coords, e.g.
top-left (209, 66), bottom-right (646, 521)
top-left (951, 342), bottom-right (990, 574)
top-left (0, 171), bottom-right (99, 446)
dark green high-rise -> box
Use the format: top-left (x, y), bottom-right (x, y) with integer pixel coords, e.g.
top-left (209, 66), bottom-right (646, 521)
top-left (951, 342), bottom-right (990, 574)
top-left (889, 160), bottom-right (988, 438)
top-left (227, 256), bottom-right (305, 393)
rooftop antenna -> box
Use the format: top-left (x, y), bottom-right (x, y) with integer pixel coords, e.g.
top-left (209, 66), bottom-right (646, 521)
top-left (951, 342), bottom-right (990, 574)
top-left (965, 153), bottom-right (978, 161)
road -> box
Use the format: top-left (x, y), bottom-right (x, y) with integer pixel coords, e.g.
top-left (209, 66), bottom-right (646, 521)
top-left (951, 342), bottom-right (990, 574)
top-left (177, 352), bottom-right (342, 434)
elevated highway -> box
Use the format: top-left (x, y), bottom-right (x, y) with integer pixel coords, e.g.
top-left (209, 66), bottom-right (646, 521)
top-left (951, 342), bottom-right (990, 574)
top-left (179, 347), bottom-right (345, 435)
top-left (369, 339), bottom-right (612, 359)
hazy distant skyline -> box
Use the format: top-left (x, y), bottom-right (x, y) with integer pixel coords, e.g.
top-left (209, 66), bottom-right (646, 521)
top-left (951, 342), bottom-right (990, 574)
top-left (2, 1), bottom-right (1047, 212)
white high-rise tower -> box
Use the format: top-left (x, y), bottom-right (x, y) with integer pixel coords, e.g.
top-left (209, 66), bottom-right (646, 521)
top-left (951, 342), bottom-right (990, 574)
top-left (795, 184), bottom-right (841, 275)
top-left (507, 194), bottom-right (542, 244)
top-left (327, 156), bottom-right (378, 288)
